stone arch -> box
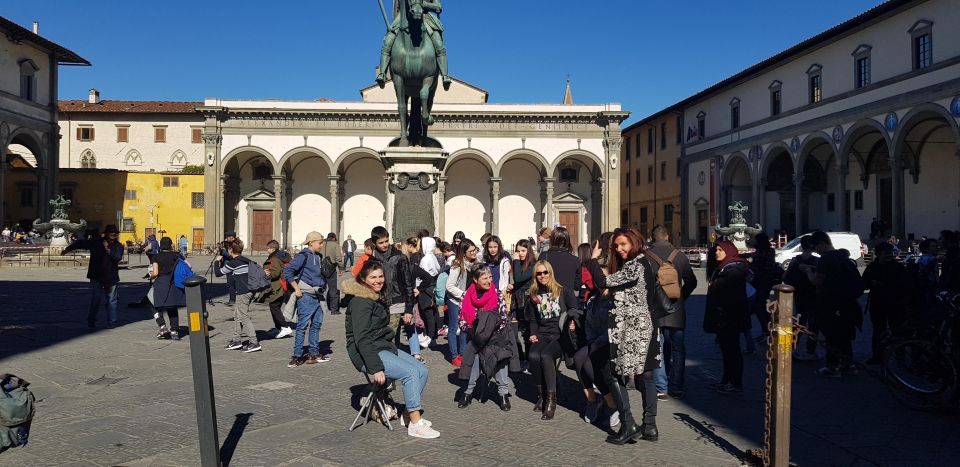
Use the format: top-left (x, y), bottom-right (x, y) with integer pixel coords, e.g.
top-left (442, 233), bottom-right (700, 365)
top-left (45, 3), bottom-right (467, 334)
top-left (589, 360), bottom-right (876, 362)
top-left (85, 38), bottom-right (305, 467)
top-left (722, 151), bottom-right (752, 184)
top-left (445, 148), bottom-right (496, 177)
top-left (6, 127), bottom-right (44, 169)
top-left (839, 118), bottom-right (892, 168)
top-left (279, 146), bottom-right (334, 174)
top-left (496, 149), bottom-right (549, 177)
top-left (797, 131), bottom-right (836, 175)
top-left (551, 149), bottom-right (604, 175)
top-left (892, 102), bottom-right (960, 163)
top-left (222, 145), bottom-right (279, 174)
top-left (169, 149), bottom-right (187, 167)
top-left (335, 147), bottom-right (385, 176)
top-left (720, 152), bottom-right (754, 224)
top-left (760, 141), bottom-right (794, 179)
top-left (124, 149), bottom-right (143, 167)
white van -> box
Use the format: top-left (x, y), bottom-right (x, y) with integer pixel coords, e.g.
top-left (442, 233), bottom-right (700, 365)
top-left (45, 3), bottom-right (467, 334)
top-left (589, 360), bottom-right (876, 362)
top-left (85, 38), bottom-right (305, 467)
top-left (775, 232), bottom-right (866, 269)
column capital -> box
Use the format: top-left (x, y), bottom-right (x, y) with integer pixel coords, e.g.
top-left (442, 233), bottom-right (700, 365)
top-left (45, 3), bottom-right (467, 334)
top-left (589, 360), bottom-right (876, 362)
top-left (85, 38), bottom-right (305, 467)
top-left (327, 174), bottom-right (341, 183)
top-left (489, 177), bottom-right (503, 183)
top-left (201, 133), bottom-right (222, 146)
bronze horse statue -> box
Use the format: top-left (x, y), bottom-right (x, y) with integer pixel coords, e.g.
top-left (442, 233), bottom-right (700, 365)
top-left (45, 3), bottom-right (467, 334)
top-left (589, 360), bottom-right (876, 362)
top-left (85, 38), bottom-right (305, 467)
top-left (387, 0), bottom-right (440, 147)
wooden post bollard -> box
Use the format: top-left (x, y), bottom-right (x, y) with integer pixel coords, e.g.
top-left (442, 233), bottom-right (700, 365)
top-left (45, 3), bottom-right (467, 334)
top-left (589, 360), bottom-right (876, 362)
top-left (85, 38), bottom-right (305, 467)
top-left (770, 284), bottom-right (795, 467)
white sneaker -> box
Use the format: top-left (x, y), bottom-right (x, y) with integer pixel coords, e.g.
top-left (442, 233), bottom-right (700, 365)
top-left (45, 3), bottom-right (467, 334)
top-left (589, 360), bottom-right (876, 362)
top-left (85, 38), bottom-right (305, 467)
top-left (418, 334), bottom-right (432, 348)
top-left (400, 415), bottom-right (432, 427)
top-left (608, 410), bottom-right (621, 428)
top-left (407, 419), bottom-right (440, 439)
top-left (276, 327), bottom-right (294, 339)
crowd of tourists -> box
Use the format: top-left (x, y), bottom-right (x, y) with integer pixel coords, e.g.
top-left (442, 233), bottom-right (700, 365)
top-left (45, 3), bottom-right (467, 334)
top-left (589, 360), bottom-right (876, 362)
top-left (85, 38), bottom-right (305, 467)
top-left (69, 218), bottom-right (960, 442)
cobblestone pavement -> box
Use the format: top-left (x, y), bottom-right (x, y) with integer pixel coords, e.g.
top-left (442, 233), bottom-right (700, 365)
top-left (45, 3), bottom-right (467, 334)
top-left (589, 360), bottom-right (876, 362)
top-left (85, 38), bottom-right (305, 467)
top-left (1, 256), bottom-right (958, 466)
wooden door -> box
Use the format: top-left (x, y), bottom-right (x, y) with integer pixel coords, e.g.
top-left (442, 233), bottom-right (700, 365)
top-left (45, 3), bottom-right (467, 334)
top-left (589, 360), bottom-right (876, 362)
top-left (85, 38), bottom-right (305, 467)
top-left (191, 228), bottom-right (205, 252)
top-left (251, 210), bottom-right (273, 252)
top-left (144, 227), bottom-right (157, 242)
top-left (558, 211), bottom-right (579, 244)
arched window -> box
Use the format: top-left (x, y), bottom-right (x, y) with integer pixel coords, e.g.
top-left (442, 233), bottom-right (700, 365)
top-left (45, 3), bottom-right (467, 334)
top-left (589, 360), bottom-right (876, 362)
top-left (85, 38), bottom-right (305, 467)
top-left (19, 59), bottom-right (39, 101)
top-left (170, 150), bottom-right (187, 167)
top-left (80, 149), bottom-right (96, 169)
top-left (124, 149), bottom-right (143, 166)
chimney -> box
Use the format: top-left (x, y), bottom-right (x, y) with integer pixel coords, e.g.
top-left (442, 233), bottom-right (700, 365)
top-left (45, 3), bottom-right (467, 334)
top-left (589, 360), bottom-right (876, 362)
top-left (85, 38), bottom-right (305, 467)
top-left (88, 88), bottom-right (100, 104)
top-left (32, 21), bottom-right (38, 34)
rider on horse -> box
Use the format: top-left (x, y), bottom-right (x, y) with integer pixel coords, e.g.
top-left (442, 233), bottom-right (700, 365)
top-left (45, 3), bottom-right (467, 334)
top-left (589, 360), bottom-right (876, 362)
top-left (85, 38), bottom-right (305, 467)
top-left (378, 0), bottom-right (451, 91)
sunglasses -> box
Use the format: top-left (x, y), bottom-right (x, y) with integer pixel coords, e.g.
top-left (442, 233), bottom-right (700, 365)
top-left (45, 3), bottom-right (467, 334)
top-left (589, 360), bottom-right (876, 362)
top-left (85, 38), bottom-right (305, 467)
top-left (535, 271), bottom-right (550, 276)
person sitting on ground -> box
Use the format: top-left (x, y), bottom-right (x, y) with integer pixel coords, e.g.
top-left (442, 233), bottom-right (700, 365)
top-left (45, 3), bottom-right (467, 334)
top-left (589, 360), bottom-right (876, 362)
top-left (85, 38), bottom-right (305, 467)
top-left (457, 267), bottom-right (518, 411)
top-left (344, 260), bottom-right (440, 439)
top-left (264, 240), bottom-right (294, 339)
top-left (526, 260), bottom-right (580, 421)
top-left (217, 239), bottom-right (261, 353)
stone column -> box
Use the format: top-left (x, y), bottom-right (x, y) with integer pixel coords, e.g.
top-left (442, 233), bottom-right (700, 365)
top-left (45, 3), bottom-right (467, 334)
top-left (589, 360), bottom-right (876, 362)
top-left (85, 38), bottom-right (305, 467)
top-left (836, 160), bottom-right (849, 231)
top-left (542, 177), bottom-right (556, 228)
top-left (36, 168), bottom-right (48, 220)
top-left (384, 175), bottom-right (395, 234)
top-left (756, 177), bottom-right (767, 227)
top-left (272, 175), bottom-right (284, 245)
top-left (590, 179), bottom-right (604, 242)
top-left (328, 175), bottom-right (340, 238)
top-left (602, 134), bottom-right (623, 232)
top-left (202, 132), bottom-right (223, 247)
top-left (284, 180), bottom-right (294, 248)
top-left (218, 174), bottom-right (228, 243)
top-left (489, 177), bottom-right (501, 235)
top-left (437, 176), bottom-right (447, 239)
top-left (890, 157), bottom-right (905, 236)
top-left (794, 173), bottom-right (804, 235)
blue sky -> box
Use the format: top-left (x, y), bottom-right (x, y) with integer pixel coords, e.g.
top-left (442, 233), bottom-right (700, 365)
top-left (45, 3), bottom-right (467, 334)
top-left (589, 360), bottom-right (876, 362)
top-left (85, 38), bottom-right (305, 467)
top-left (9, 0), bottom-right (884, 123)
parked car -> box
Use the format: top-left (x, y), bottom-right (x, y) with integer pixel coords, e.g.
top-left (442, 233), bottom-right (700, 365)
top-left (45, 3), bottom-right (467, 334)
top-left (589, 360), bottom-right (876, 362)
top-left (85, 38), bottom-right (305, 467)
top-left (775, 231), bottom-right (866, 269)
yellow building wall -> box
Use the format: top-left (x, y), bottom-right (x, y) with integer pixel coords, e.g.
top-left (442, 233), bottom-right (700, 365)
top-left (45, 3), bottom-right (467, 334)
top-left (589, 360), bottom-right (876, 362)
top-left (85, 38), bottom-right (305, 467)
top-left (1, 169), bottom-right (204, 248)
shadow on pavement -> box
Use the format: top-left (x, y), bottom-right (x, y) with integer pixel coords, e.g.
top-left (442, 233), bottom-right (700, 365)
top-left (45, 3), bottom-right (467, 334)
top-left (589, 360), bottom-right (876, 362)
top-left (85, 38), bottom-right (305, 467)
top-left (220, 412), bottom-right (252, 467)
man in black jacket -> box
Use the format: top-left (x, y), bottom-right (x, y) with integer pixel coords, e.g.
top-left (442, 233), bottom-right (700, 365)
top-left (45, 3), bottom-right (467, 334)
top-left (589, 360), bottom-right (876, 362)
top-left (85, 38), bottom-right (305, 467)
top-left (370, 227), bottom-right (415, 338)
top-left (64, 224), bottom-right (125, 329)
top-left (645, 225), bottom-right (697, 398)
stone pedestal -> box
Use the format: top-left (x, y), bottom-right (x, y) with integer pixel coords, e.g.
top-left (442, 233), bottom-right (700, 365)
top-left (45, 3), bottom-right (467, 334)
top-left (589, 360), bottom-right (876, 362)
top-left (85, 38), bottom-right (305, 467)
top-left (380, 147), bottom-right (448, 238)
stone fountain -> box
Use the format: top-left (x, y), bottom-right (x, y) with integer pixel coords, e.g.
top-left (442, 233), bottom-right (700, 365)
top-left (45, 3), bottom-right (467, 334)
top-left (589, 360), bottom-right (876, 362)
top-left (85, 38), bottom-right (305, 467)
top-left (714, 201), bottom-right (763, 251)
top-left (32, 195), bottom-right (87, 249)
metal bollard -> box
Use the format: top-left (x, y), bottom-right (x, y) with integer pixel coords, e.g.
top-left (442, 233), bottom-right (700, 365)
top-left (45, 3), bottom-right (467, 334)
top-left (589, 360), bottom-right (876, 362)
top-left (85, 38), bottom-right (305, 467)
top-left (770, 284), bottom-right (795, 467)
top-left (184, 275), bottom-right (222, 467)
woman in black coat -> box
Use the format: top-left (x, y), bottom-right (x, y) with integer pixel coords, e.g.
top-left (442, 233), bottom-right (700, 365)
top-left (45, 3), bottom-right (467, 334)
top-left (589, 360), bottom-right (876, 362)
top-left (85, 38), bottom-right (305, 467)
top-left (151, 237), bottom-right (187, 340)
top-left (703, 241), bottom-right (751, 393)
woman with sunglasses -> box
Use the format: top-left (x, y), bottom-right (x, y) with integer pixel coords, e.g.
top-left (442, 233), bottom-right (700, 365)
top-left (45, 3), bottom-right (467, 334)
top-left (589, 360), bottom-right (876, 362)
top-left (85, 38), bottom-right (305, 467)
top-left (445, 239), bottom-right (480, 368)
top-left (526, 260), bottom-right (580, 420)
top-left (585, 228), bottom-right (661, 444)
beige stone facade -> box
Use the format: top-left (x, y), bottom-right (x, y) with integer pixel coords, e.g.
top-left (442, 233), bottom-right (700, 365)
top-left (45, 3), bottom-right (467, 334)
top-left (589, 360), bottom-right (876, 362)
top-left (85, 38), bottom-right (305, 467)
top-left (620, 109), bottom-right (683, 241)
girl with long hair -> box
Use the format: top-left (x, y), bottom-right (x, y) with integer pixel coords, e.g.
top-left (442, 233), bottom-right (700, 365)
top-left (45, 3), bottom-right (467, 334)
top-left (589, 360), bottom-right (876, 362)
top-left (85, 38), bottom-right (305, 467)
top-left (511, 239), bottom-right (537, 369)
top-left (585, 228), bottom-right (661, 444)
top-left (445, 239), bottom-right (479, 367)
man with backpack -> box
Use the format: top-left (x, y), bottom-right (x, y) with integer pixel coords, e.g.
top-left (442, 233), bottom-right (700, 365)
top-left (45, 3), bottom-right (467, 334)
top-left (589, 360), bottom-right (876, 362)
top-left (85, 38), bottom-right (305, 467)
top-left (322, 232), bottom-right (344, 315)
top-left (64, 224), bottom-right (125, 329)
top-left (264, 240), bottom-right (294, 339)
top-left (644, 225), bottom-right (697, 399)
top-left (284, 231), bottom-right (330, 367)
top-left (216, 239), bottom-right (263, 353)
top-left (803, 231), bottom-right (864, 377)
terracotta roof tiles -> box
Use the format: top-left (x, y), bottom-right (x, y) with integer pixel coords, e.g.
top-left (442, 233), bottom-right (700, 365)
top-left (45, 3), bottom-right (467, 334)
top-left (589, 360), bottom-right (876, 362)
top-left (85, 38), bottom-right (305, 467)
top-left (58, 100), bottom-right (202, 113)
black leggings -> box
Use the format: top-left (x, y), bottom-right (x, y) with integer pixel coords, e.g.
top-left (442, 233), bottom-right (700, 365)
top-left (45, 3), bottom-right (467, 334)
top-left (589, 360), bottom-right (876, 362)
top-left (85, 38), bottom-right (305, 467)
top-left (717, 330), bottom-right (743, 388)
top-left (528, 335), bottom-right (562, 391)
top-left (574, 346), bottom-right (612, 395)
top-left (155, 307), bottom-right (180, 333)
top-left (601, 365), bottom-right (657, 427)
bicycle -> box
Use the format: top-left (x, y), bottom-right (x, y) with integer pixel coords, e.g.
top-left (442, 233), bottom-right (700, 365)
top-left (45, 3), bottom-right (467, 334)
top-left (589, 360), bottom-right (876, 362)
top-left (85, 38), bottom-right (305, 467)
top-left (881, 292), bottom-right (959, 410)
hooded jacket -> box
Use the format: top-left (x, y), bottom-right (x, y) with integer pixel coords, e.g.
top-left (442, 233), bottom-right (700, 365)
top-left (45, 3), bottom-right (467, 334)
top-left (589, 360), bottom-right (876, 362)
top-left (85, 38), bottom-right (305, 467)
top-left (343, 280), bottom-right (396, 374)
top-left (264, 250), bottom-right (292, 303)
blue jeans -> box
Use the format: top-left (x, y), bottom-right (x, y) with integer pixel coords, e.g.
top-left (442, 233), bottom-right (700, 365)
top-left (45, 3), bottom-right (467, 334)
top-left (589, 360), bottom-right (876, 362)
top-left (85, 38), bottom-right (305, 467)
top-left (293, 292), bottom-right (323, 356)
top-left (379, 349), bottom-right (428, 412)
top-left (405, 324), bottom-right (421, 355)
top-left (656, 327), bottom-right (686, 394)
top-left (88, 281), bottom-right (119, 324)
top-left (446, 299), bottom-right (468, 357)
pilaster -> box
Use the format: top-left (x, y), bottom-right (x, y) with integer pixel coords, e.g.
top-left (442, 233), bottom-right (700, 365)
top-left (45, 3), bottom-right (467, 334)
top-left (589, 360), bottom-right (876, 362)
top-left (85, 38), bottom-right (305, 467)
top-left (490, 177), bottom-right (502, 236)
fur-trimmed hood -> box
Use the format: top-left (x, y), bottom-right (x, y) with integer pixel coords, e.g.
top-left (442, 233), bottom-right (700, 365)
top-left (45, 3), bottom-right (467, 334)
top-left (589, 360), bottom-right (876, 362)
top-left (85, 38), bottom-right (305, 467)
top-left (341, 279), bottom-right (381, 301)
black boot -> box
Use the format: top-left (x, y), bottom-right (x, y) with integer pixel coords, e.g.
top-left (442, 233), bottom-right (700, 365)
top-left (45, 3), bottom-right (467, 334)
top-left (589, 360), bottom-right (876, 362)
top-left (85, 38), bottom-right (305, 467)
top-left (606, 421), bottom-right (641, 445)
top-left (457, 393), bottom-right (472, 409)
top-left (541, 392), bottom-right (557, 420)
top-left (500, 394), bottom-right (511, 412)
top-left (640, 423), bottom-right (659, 442)
top-left (533, 385), bottom-right (543, 412)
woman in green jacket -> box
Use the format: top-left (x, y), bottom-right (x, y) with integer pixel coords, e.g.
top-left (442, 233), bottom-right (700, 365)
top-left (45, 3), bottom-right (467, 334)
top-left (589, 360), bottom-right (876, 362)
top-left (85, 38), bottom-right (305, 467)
top-left (344, 260), bottom-right (440, 439)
